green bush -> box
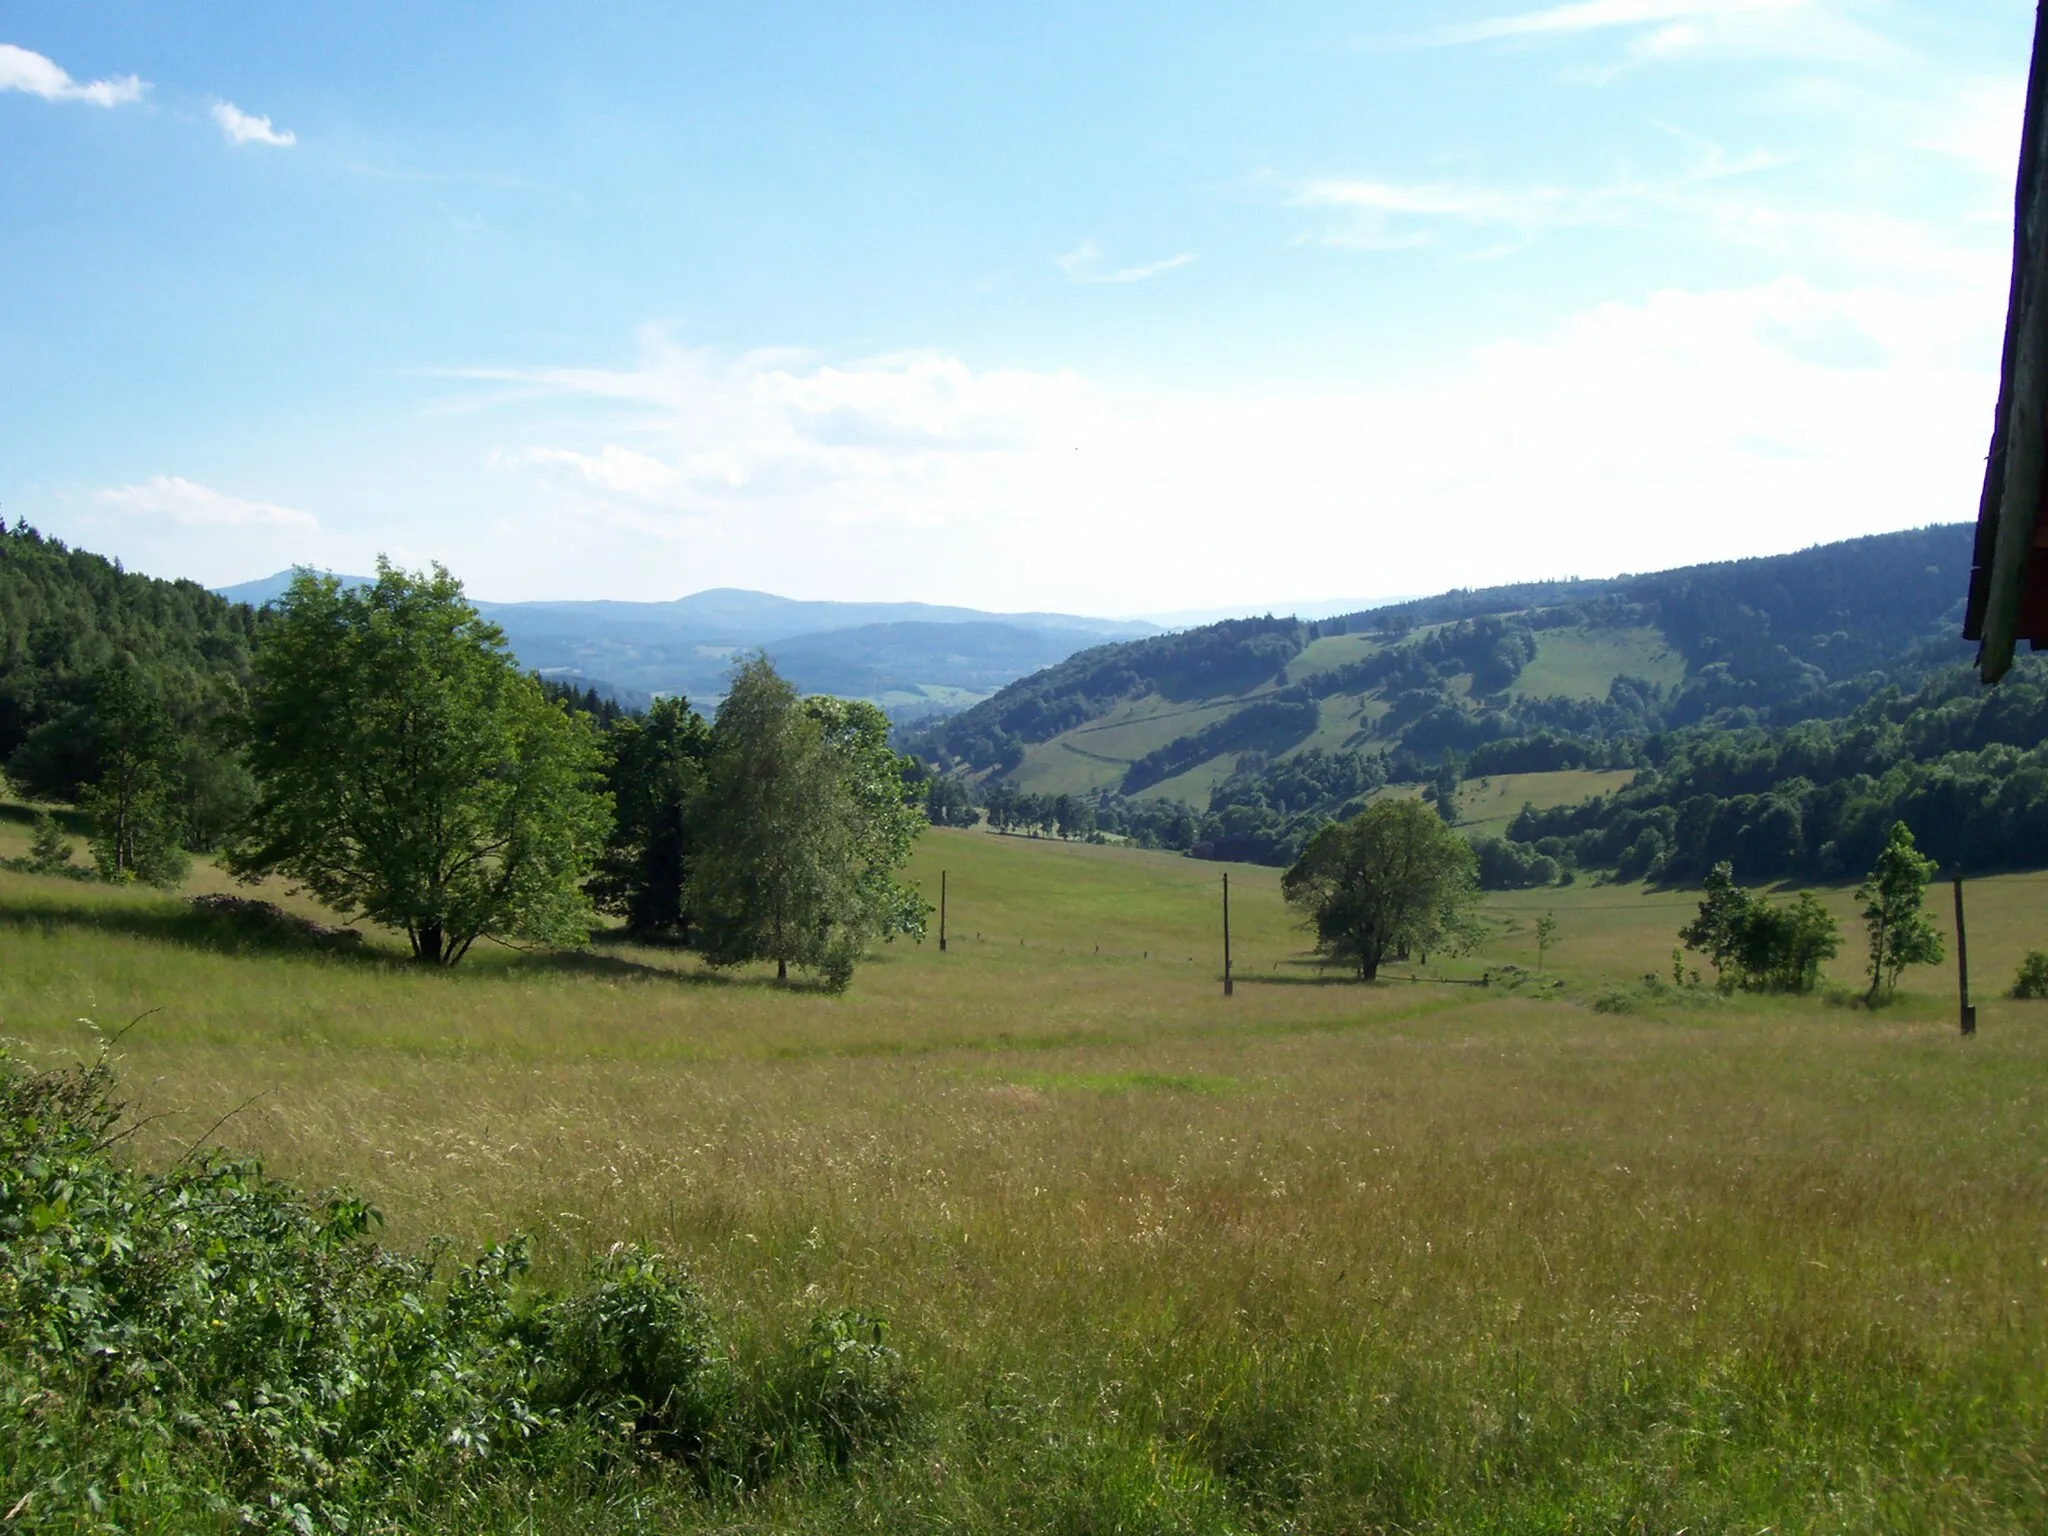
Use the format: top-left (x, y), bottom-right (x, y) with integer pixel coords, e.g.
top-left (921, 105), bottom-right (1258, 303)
top-left (2015, 951), bottom-right (2048, 1000)
top-left (0, 1048), bottom-right (911, 1531)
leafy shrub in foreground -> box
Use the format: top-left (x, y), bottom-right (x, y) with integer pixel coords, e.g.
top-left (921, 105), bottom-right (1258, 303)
top-left (0, 1048), bottom-right (911, 1532)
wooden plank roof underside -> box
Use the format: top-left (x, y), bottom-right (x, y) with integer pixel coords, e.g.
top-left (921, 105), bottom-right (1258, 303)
top-left (1968, 3), bottom-right (2048, 682)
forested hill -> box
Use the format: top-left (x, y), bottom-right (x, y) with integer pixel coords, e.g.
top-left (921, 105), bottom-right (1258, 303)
top-left (0, 522), bottom-right (258, 768)
top-left (910, 525), bottom-right (1972, 781)
top-left (904, 525), bottom-right (1996, 870)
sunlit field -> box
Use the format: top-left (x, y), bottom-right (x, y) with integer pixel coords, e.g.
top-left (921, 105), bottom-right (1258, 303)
top-left (4, 820), bottom-right (2046, 1532)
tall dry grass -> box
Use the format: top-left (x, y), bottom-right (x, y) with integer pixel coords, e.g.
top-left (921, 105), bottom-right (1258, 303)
top-left (2, 824), bottom-right (2044, 1530)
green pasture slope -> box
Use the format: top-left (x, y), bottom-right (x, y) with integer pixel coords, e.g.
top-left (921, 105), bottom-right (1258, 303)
top-left (3, 815), bottom-right (2047, 1533)
top-left (971, 619), bottom-right (1681, 804)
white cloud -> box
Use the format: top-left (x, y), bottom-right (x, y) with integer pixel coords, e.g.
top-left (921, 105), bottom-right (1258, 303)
top-left (96, 476), bottom-right (317, 529)
top-left (441, 264), bottom-right (1997, 612)
top-left (1056, 238), bottom-right (1198, 284)
top-left (210, 100), bottom-right (295, 147)
top-left (0, 42), bottom-right (143, 106)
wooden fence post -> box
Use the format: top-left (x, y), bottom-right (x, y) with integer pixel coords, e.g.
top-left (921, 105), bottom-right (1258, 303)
top-left (1953, 869), bottom-right (1975, 1035)
top-left (1222, 872), bottom-right (1234, 998)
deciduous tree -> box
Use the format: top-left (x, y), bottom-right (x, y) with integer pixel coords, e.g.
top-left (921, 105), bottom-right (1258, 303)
top-left (230, 563), bottom-right (611, 965)
top-left (1281, 798), bottom-right (1480, 981)
top-left (1856, 821), bottom-right (1943, 1002)
top-left (687, 659), bottom-right (928, 989)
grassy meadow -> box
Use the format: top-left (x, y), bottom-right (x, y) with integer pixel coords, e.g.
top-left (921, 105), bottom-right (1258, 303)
top-left (3, 813), bottom-right (2047, 1532)
top-left (1511, 626), bottom-right (1686, 701)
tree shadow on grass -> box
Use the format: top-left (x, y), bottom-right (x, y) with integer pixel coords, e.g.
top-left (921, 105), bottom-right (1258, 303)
top-left (0, 890), bottom-right (399, 968)
top-left (1234, 955), bottom-right (1362, 987)
top-left (504, 947), bottom-right (751, 989)
top-left (3, 891), bottom-right (852, 993)
top-left (0, 802), bottom-right (91, 836)
top-left (1237, 971), bottom-right (1366, 987)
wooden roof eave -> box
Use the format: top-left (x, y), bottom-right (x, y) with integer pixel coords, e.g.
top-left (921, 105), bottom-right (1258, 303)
top-left (1967, 2), bottom-right (2048, 684)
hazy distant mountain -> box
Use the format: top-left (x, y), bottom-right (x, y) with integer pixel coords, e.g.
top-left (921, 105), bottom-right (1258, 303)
top-left (210, 574), bottom-right (1159, 715)
top-left (213, 570), bottom-right (375, 605)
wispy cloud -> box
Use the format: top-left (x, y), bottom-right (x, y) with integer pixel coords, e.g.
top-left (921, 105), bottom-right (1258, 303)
top-left (96, 476), bottom-right (316, 529)
top-left (1056, 239), bottom-right (1198, 284)
top-left (0, 42), bottom-right (143, 106)
top-left (1435, 0), bottom-right (1797, 44)
top-left (1418, 0), bottom-right (1894, 69)
top-left (1293, 141), bottom-right (1782, 250)
top-left (210, 100), bottom-right (295, 147)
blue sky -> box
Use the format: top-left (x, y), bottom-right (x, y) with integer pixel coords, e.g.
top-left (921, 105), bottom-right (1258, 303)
top-left (0, 2), bottom-right (2032, 612)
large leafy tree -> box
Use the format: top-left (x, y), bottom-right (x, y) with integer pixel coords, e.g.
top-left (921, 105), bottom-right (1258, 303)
top-left (688, 658), bottom-right (927, 988)
top-left (229, 563), bottom-right (611, 966)
top-left (589, 697), bottom-right (712, 937)
top-left (1281, 798), bottom-right (1480, 981)
top-left (1856, 821), bottom-right (1943, 1002)
top-left (803, 691), bottom-right (931, 948)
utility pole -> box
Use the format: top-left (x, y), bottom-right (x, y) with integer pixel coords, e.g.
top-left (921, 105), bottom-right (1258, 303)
top-left (939, 870), bottom-right (947, 953)
top-left (1222, 872), bottom-right (1234, 997)
top-left (1953, 868), bottom-right (1974, 1035)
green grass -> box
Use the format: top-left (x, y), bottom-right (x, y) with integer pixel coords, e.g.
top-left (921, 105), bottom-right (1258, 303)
top-left (1009, 695), bottom-right (1250, 796)
top-left (1454, 767), bottom-right (1639, 835)
top-left (1133, 748), bottom-right (1246, 803)
top-left (1512, 624), bottom-right (1686, 700)
top-left (1282, 631), bottom-right (1383, 683)
top-left (1282, 691), bottom-right (1382, 756)
top-left (4, 827), bottom-right (2046, 1532)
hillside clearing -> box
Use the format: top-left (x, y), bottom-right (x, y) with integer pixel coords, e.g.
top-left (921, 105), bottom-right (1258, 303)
top-left (1511, 625), bottom-right (1684, 699)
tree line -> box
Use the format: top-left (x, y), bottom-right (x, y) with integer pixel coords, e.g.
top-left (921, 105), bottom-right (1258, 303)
top-left (4, 548), bottom-right (927, 988)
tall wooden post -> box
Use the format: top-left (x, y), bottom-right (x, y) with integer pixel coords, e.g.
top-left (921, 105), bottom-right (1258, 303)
top-left (1953, 870), bottom-right (1974, 1035)
top-left (1222, 872), bottom-right (1234, 997)
top-left (939, 870), bottom-right (948, 953)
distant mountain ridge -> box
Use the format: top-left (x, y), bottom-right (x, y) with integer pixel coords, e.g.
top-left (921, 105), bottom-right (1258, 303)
top-left (210, 572), bottom-right (1159, 714)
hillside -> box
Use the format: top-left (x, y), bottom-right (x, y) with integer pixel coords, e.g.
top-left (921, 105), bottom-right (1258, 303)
top-left (909, 524), bottom-right (1987, 866)
top-left (217, 572), bottom-right (1158, 713)
top-left (0, 525), bottom-right (258, 824)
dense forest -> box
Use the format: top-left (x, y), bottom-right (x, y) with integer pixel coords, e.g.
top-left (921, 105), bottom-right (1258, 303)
top-left (1508, 661), bottom-right (2048, 882)
top-left (0, 522), bottom-right (262, 853)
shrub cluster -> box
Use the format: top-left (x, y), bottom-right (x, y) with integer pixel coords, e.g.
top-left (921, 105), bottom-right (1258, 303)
top-left (1677, 862), bottom-right (1840, 993)
top-left (0, 1049), bottom-right (911, 1532)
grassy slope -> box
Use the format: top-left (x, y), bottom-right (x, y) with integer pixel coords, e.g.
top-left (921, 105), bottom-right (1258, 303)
top-left (1454, 767), bottom-right (1639, 836)
top-left (1005, 622), bottom-right (1678, 805)
top-left (2, 821), bottom-right (2044, 1532)
top-left (1009, 696), bottom-right (1249, 796)
top-left (1511, 625), bottom-right (1685, 700)
top-left (1281, 631), bottom-right (1382, 682)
